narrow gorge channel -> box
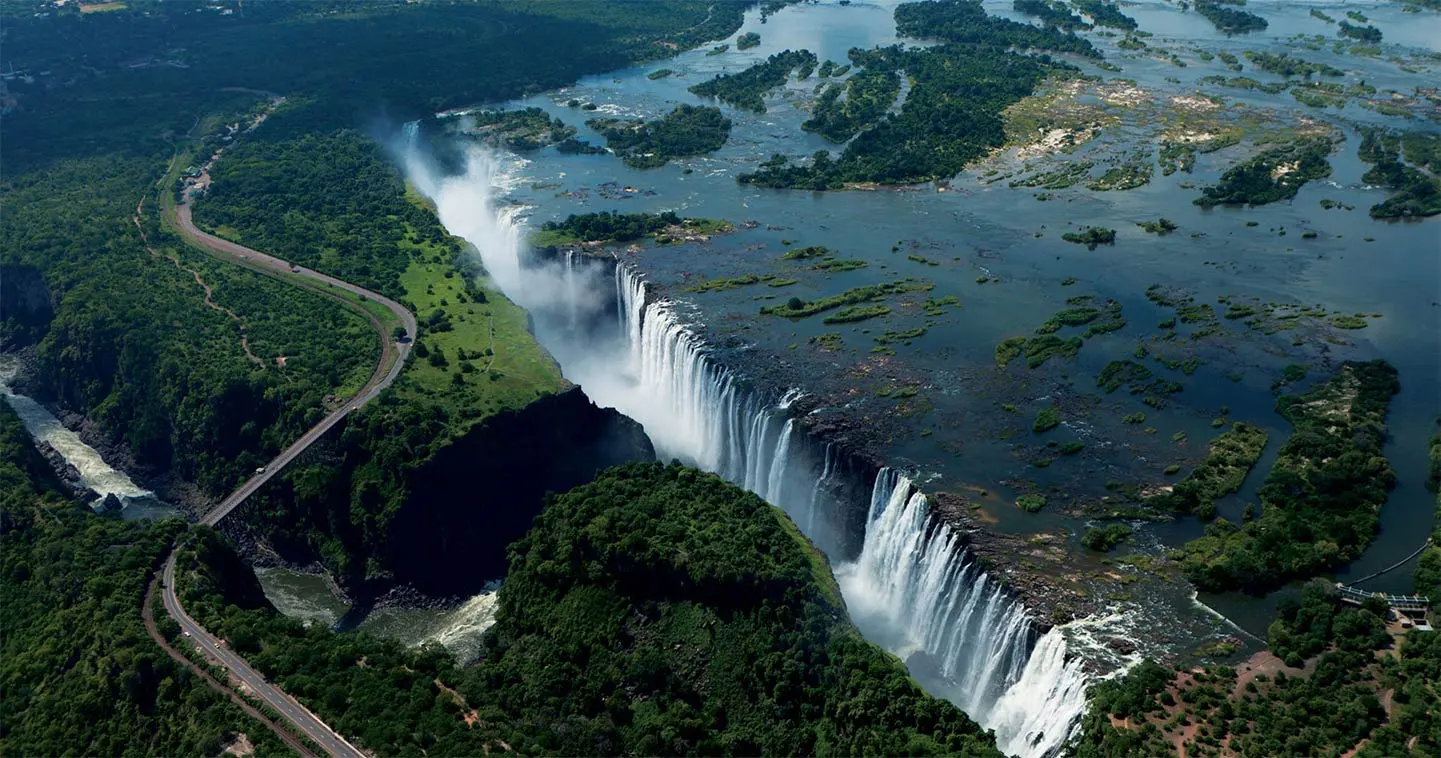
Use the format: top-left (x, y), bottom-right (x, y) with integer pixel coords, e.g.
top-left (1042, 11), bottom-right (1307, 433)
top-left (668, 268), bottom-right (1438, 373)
top-left (405, 138), bottom-right (1102, 757)
top-left (0, 355), bottom-right (175, 520)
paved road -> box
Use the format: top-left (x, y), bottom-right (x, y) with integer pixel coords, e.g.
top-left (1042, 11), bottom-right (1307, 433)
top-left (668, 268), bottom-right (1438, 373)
top-left (150, 197), bottom-right (419, 756)
top-left (174, 201), bottom-right (418, 526)
top-left (142, 575), bottom-right (320, 758)
top-left (161, 555), bottom-right (366, 758)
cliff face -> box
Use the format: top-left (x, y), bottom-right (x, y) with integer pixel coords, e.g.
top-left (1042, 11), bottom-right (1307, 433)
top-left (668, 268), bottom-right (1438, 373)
top-left (232, 386), bottom-right (655, 599)
top-left (0, 265), bottom-right (54, 349)
top-left (388, 386), bottom-right (655, 594)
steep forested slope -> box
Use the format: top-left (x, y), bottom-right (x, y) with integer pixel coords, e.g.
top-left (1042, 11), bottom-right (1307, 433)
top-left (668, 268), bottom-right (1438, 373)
top-left (0, 404), bottom-right (286, 756)
top-left (174, 463), bottom-right (1002, 756)
top-left (1, 0), bottom-right (756, 502)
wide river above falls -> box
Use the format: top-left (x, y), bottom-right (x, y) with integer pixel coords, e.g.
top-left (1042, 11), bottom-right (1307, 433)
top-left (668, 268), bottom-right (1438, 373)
top-left (431, 0), bottom-right (1440, 638)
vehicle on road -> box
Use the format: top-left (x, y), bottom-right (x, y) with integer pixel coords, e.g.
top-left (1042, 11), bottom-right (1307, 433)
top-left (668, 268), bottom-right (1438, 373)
top-left (255, 466), bottom-right (266, 474)
top-left (183, 630), bottom-right (191, 637)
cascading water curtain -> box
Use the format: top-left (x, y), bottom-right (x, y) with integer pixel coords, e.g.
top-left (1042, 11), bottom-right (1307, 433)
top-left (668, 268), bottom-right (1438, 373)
top-left (840, 469), bottom-right (1092, 758)
top-left (408, 141), bottom-right (1092, 758)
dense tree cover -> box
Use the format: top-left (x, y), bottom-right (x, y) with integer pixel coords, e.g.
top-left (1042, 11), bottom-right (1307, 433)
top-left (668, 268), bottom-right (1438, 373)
top-left (1175, 360), bottom-right (1400, 593)
top-left (194, 129), bottom-right (456, 300)
top-left (1194, 137), bottom-right (1333, 207)
top-left (5, 0), bottom-right (761, 501)
top-left (741, 48), bottom-right (1059, 187)
top-left (1072, 585), bottom-right (1431, 758)
top-left (688, 49), bottom-right (819, 112)
top-left (1062, 226), bottom-right (1117, 248)
top-left (894, 0), bottom-right (1099, 58)
top-left (1193, 0), bottom-right (1269, 34)
top-left (1337, 20), bottom-right (1383, 42)
top-left (1071, 0), bottom-right (1138, 30)
top-left (1414, 430), bottom-right (1441, 601)
top-left (1242, 51), bottom-right (1344, 78)
top-left (537, 210), bottom-right (687, 244)
top-left (1430, 426), bottom-right (1441, 493)
top-left (2, 1), bottom-right (756, 173)
top-left (1013, 0), bottom-right (1089, 30)
top-left (738, 0), bottom-right (1092, 187)
top-left (1081, 523), bottom-right (1133, 551)
top-left (1356, 129), bottom-right (1441, 219)
top-left (802, 54), bottom-right (904, 142)
top-left (1137, 217), bottom-right (1179, 234)
top-left (736, 31), bottom-right (762, 50)
top-left (1147, 423), bottom-right (1269, 518)
top-left (0, 405), bottom-right (287, 756)
top-left (587, 105), bottom-right (733, 168)
top-left (175, 463), bottom-right (1003, 756)
top-left (463, 463), bottom-right (1003, 755)
top-left (2, 145), bottom-right (371, 494)
top-left (462, 107), bottom-right (578, 151)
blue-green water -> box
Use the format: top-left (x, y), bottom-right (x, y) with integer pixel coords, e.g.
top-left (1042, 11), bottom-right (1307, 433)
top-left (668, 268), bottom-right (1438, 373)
top-left (435, 0), bottom-right (1438, 639)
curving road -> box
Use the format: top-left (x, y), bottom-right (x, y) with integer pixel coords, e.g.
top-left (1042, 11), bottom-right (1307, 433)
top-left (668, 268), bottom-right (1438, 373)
top-left (162, 554), bottom-right (366, 758)
top-left (148, 194), bottom-right (418, 756)
top-left (173, 201), bottom-right (417, 526)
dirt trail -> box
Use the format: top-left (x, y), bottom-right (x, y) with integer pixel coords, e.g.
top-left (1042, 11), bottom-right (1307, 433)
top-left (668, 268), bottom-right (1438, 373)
top-left (133, 194), bottom-right (264, 364)
top-left (141, 575), bottom-right (318, 758)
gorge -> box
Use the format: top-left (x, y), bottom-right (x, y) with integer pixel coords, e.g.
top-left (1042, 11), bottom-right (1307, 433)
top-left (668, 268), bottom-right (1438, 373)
top-left (406, 137), bottom-right (1098, 756)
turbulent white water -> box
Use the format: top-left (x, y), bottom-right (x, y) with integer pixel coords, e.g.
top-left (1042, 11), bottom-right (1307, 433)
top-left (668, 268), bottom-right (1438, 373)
top-left (402, 137), bottom-right (1094, 757)
top-left (838, 470), bottom-right (1091, 757)
top-left (0, 356), bottom-right (163, 514)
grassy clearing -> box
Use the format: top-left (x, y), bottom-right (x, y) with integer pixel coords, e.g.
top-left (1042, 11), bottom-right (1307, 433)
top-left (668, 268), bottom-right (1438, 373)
top-left (393, 243), bottom-right (566, 425)
top-left (78, 1), bottom-right (128, 12)
top-left (760, 281), bottom-right (931, 319)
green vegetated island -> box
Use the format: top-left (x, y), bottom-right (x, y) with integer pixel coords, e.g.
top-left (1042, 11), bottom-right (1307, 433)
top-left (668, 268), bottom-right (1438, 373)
top-left (1175, 360), bottom-right (1401, 593)
top-left (738, 0), bottom-right (1097, 189)
top-left (689, 48), bottom-right (818, 112)
top-left (530, 210), bottom-right (734, 248)
top-left (587, 104), bottom-right (733, 168)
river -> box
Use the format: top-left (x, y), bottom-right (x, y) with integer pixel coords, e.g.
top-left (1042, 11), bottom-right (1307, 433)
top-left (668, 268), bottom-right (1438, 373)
top-left (388, 1), bottom-right (1438, 753)
top-left (418, 0), bottom-right (1438, 634)
top-left (0, 355), bottom-right (177, 520)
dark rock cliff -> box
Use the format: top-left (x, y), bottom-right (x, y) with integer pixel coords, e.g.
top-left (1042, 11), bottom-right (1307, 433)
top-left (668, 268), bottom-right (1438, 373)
top-left (389, 385), bottom-right (655, 594)
top-left (0, 265), bottom-right (54, 349)
top-left (229, 385), bottom-right (654, 600)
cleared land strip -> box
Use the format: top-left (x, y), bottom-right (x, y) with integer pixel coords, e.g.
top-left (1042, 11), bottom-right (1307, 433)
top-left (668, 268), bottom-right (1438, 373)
top-left (171, 200), bottom-right (417, 525)
top-left (139, 187), bottom-right (417, 756)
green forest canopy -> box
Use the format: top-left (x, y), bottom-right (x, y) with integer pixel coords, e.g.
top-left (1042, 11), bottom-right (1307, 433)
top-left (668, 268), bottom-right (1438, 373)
top-left (172, 463), bottom-right (1004, 757)
top-left (0, 403), bottom-right (285, 757)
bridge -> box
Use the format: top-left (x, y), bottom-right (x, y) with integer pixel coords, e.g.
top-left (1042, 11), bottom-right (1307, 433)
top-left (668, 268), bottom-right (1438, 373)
top-left (1335, 583), bottom-right (1431, 614)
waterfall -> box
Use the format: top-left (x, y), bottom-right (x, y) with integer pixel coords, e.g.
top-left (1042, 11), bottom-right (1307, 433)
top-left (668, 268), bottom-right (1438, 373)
top-left (807, 442), bottom-right (838, 535)
top-left (403, 142), bottom-right (1093, 758)
top-left (989, 627), bottom-right (1093, 757)
top-left (837, 470), bottom-right (1090, 758)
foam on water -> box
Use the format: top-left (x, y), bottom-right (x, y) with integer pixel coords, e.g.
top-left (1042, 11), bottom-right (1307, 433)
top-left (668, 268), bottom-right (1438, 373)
top-left (0, 356), bottom-right (161, 512)
top-left (402, 136), bottom-right (1097, 757)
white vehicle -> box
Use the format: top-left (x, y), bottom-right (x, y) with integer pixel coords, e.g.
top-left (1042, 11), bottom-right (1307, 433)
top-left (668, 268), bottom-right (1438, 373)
top-left (255, 466), bottom-right (266, 474)
top-left (183, 631), bottom-right (191, 637)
